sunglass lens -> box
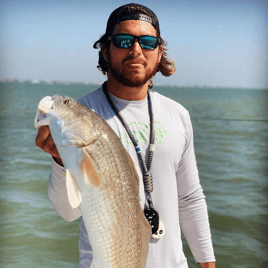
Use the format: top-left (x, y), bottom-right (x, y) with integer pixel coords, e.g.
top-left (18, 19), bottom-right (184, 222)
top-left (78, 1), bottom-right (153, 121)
top-left (139, 36), bottom-right (158, 50)
top-left (111, 35), bottom-right (159, 50)
top-left (113, 35), bottom-right (134, 48)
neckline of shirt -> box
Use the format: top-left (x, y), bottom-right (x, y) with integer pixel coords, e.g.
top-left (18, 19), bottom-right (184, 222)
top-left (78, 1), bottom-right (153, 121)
top-left (100, 87), bottom-right (149, 108)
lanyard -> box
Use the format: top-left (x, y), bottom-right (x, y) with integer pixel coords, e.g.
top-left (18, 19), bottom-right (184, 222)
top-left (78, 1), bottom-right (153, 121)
top-left (102, 82), bottom-right (165, 239)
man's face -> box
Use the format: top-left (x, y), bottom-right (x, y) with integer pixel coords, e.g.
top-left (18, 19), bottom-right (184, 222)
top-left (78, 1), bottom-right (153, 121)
top-left (104, 20), bottom-right (162, 88)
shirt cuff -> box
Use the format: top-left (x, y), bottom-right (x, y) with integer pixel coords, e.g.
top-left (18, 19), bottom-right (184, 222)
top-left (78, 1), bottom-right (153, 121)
top-left (48, 158), bottom-right (81, 221)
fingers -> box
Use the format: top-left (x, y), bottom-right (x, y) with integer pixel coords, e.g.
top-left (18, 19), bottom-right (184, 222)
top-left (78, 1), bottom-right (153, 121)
top-left (35, 126), bottom-right (61, 159)
top-left (35, 126), bottom-right (50, 148)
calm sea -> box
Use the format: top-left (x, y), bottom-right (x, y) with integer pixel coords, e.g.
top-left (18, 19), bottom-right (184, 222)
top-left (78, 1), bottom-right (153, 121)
top-left (0, 82), bottom-right (267, 268)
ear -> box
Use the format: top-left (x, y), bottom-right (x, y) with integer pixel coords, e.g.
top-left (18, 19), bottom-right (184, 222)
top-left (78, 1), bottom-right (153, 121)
top-left (102, 47), bottom-right (109, 62)
top-left (157, 45), bottom-right (163, 64)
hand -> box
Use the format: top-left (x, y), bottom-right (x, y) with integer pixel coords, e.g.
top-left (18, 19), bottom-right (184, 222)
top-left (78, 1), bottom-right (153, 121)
top-left (35, 126), bottom-right (63, 166)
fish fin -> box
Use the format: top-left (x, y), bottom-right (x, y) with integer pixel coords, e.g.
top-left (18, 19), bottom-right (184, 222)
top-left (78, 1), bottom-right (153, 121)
top-left (79, 149), bottom-right (100, 187)
top-left (66, 169), bottom-right (82, 208)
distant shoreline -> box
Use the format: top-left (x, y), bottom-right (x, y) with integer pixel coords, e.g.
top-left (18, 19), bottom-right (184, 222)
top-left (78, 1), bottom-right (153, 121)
top-left (0, 80), bottom-right (267, 91)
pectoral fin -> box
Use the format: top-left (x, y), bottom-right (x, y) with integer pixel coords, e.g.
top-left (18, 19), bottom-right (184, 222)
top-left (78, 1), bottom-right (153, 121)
top-left (66, 169), bottom-right (82, 208)
top-left (79, 149), bottom-right (100, 187)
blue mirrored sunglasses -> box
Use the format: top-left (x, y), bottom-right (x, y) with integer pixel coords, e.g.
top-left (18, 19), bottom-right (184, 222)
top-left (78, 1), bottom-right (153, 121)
top-left (108, 34), bottom-right (161, 50)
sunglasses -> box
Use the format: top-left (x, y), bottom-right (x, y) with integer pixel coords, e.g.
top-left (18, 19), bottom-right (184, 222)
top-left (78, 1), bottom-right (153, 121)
top-left (108, 34), bottom-right (161, 50)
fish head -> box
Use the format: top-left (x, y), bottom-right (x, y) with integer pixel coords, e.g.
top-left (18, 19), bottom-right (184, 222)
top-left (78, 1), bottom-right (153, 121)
top-left (50, 95), bottom-right (82, 126)
top-left (35, 95), bottom-right (83, 128)
top-left (35, 95), bottom-right (98, 147)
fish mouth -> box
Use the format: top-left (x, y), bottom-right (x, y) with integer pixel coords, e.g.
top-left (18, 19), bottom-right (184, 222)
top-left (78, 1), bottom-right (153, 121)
top-left (39, 96), bottom-right (54, 112)
top-left (34, 96), bottom-right (54, 128)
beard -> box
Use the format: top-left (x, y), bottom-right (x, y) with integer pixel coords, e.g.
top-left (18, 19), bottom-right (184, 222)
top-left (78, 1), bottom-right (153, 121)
top-left (108, 55), bottom-right (159, 88)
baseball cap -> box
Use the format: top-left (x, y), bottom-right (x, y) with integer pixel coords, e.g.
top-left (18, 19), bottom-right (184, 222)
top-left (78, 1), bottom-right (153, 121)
top-left (93, 3), bottom-right (160, 49)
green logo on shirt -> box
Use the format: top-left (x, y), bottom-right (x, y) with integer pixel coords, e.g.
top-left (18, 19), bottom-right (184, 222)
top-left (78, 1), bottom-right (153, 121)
top-left (120, 121), bottom-right (171, 145)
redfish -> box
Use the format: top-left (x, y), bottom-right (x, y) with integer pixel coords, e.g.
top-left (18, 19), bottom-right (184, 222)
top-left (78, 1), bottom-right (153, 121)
top-left (35, 95), bottom-right (151, 268)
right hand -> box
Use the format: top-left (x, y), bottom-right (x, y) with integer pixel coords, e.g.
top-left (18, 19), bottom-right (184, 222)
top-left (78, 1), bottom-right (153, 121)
top-left (35, 126), bottom-right (63, 166)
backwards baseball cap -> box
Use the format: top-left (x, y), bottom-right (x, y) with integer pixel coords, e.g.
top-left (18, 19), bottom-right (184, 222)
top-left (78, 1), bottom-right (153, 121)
top-left (93, 3), bottom-right (160, 49)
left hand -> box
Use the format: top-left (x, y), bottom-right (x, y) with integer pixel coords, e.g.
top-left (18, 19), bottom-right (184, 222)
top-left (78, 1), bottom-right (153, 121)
top-left (35, 125), bottom-right (63, 166)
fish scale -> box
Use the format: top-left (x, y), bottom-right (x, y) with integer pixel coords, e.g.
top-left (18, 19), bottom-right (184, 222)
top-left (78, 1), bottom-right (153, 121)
top-left (83, 140), bottom-right (144, 267)
top-left (35, 95), bottom-right (151, 268)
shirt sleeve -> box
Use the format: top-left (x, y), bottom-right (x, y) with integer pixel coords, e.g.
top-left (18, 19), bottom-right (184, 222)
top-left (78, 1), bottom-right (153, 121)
top-left (177, 112), bottom-right (216, 263)
top-left (47, 158), bottom-right (82, 222)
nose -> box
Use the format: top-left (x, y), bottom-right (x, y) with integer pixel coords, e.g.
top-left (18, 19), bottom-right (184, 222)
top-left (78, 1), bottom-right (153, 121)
top-left (129, 39), bottom-right (142, 56)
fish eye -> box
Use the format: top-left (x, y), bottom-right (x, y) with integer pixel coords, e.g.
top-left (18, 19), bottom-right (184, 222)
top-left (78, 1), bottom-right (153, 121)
top-left (63, 99), bottom-right (70, 105)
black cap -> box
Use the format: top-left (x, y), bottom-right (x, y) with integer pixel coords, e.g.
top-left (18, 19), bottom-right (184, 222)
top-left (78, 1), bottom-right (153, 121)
top-left (93, 3), bottom-right (160, 48)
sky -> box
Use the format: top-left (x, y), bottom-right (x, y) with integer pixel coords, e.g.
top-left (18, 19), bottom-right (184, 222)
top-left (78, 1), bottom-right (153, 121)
top-left (0, 0), bottom-right (267, 88)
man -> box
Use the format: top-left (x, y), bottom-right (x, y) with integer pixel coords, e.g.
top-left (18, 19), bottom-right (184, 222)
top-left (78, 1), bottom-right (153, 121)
top-left (36, 3), bottom-right (216, 268)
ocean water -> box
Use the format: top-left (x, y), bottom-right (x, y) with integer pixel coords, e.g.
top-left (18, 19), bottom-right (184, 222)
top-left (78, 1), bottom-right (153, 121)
top-left (0, 82), bottom-right (267, 268)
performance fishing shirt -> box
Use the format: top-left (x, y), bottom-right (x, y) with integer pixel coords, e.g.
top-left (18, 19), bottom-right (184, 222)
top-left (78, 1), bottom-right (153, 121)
top-left (47, 86), bottom-right (216, 267)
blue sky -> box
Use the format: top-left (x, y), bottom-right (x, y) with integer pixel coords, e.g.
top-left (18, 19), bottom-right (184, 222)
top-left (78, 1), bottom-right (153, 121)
top-left (1, 0), bottom-right (267, 88)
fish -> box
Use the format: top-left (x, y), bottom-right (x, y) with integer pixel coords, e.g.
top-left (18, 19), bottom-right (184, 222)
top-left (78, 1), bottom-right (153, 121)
top-left (34, 95), bottom-right (151, 268)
